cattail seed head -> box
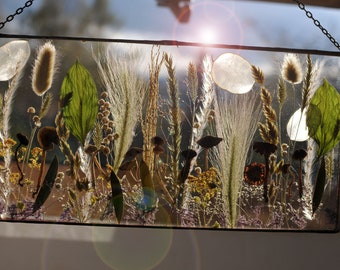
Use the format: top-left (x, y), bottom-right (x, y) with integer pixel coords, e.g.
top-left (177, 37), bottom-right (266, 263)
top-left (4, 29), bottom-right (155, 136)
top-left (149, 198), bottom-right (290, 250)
top-left (281, 54), bottom-right (303, 84)
top-left (32, 41), bottom-right (56, 96)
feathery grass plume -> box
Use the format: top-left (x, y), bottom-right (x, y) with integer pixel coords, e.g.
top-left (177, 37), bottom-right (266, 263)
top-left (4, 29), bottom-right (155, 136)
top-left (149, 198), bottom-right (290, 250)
top-left (141, 46), bottom-right (164, 173)
top-left (281, 53), bottom-right (303, 84)
top-left (32, 41), bottom-right (56, 96)
top-left (2, 67), bottom-right (23, 143)
top-left (164, 53), bottom-right (182, 181)
top-left (95, 45), bottom-right (147, 173)
top-left (302, 60), bottom-right (323, 219)
top-left (251, 65), bottom-right (265, 85)
top-left (301, 55), bottom-right (313, 111)
top-left (211, 91), bottom-right (262, 228)
top-left (0, 66), bottom-right (24, 212)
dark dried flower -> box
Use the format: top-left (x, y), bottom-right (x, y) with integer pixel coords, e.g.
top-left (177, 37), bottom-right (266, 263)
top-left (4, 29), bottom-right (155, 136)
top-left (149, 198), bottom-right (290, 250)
top-left (37, 126), bottom-right (59, 151)
top-left (197, 135), bottom-right (222, 149)
top-left (244, 162), bottom-right (266, 185)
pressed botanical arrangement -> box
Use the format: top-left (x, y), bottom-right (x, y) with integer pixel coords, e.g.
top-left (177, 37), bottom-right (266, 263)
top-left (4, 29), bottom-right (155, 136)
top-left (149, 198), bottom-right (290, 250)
top-left (0, 38), bottom-right (339, 231)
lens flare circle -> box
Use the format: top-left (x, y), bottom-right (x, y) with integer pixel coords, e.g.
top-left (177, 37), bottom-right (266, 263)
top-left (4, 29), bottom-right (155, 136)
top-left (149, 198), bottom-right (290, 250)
top-left (171, 1), bottom-right (244, 45)
top-left (92, 226), bottom-right (173, 270)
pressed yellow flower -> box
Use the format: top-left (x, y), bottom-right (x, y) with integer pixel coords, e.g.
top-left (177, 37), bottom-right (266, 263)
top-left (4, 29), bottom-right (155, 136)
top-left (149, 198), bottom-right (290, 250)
top-left (4, 138), bottom-right (16, 148)
top-left (32, 41), bottom-right (56, 96)
top-left (31, 147), bottom-right (43, 157)
top-left (281, 54), bottom-right (303, 84)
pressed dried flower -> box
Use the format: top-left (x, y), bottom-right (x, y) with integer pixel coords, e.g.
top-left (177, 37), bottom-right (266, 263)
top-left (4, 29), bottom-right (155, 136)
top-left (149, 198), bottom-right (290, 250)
top-left (32, 41), bottom-right (56, 96)
top-left (281, 54), bottom-right (303, 84)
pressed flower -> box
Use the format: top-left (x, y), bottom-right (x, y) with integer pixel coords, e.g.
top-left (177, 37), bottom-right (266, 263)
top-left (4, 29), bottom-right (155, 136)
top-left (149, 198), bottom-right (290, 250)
top-left (32, 41), bottom-right (56, 96)
top-left (281, 54), bottom-right (303, 84)
top-left (244, 162), bottom-right (266, 186)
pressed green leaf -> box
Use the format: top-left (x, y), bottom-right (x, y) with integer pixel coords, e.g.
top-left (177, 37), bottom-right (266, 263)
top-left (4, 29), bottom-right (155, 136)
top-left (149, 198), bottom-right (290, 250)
top-left (110, 171), bottom-right (124, 223)
top-left (312, 157), bottom-right (326, 214)
top-left (306, 103), bottom-right (321, 138)
top-left (139, 159), bottom-right (156, 211)
top-left (32, 155), bottom-right (58, 213)
top-left (306, 79), bottom-right (340, 157)
top-left (60, 61), bottom-right (98, 145)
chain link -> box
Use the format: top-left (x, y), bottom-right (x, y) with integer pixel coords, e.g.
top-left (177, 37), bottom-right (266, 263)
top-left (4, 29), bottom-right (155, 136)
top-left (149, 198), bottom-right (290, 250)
top-left (292, 0), bottom-right (340, 51)
top-left (0, 0), bottom-right (35, 30)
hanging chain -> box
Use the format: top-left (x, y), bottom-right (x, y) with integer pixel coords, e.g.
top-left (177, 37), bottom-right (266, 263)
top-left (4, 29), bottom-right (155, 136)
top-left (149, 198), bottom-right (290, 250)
top-left (292, 0), bottom-right (340, 51)
top-left (0, 0), bottom-right (35, 30)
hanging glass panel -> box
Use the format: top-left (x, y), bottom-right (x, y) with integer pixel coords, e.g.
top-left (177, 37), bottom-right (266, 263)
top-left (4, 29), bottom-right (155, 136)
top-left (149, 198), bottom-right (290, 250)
top-left (0, 36), bottom-right (338, 232)
top-left (0, 0), bottom-right (339, 232)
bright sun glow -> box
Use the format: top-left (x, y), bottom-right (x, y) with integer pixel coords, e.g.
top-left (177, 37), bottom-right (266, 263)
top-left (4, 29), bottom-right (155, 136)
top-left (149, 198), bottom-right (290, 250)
top-left (199, 27), bottom-right (217, 44)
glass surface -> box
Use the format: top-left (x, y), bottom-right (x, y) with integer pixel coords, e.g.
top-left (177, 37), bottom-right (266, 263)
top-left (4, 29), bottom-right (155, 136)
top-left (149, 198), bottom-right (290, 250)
top-left (0, 37), bottom-right (339, 231)
top-left (0, 0), bottom-right (339, 231)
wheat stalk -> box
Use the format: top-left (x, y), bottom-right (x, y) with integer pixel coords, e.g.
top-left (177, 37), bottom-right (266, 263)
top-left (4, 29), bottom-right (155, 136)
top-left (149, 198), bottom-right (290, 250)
top-left (259, 87), bottom-right (279, 145)
top-left (164, 53), bottom-right (182, 181)
top-left (251, 65), bottom-right (265, 85)
top-left (141, 46), bottom-right (164, 173)
top-left (301, 54), bottom-right (313, 111)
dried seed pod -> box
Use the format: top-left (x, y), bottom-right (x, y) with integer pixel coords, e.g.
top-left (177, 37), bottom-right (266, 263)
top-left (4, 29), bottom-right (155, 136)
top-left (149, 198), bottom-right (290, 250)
top-left (151, 136), bottom-right (165, 146)
top-left (37, 126), bottom-right (59, 151)
top-left (32, 41), bottom-right (56, 96)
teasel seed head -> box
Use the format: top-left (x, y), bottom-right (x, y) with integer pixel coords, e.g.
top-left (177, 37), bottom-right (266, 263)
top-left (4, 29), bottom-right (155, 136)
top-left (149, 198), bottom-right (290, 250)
top-left (32, 41), bottom-right (56, 96)
top-left (281, 54), bottom-right (303, 84)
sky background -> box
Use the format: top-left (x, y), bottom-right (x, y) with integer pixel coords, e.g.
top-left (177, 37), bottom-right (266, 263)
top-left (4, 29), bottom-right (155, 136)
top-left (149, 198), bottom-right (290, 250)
top-left (1, 0), bottom-right (340, 50)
